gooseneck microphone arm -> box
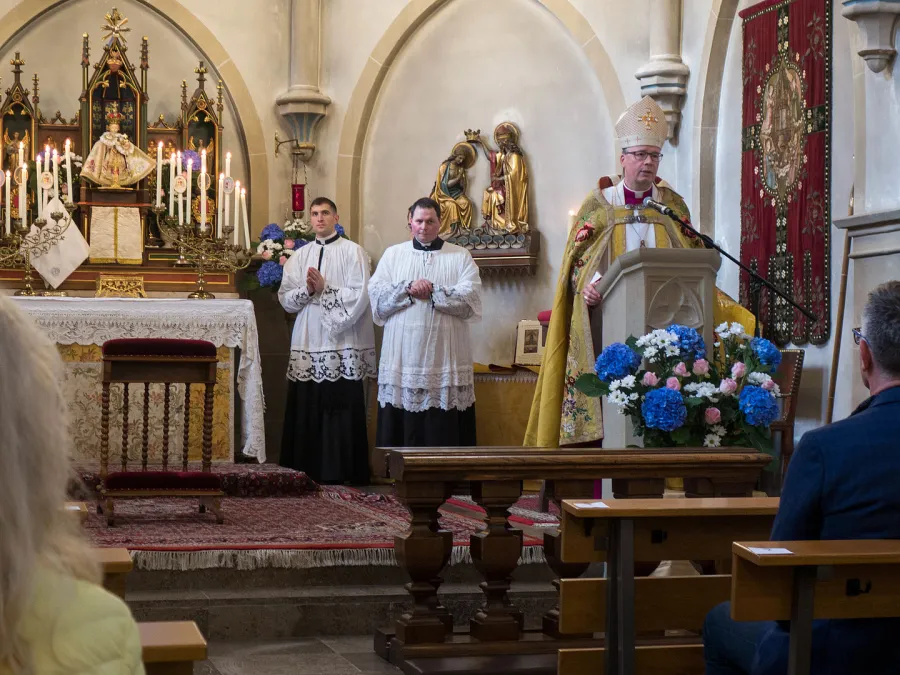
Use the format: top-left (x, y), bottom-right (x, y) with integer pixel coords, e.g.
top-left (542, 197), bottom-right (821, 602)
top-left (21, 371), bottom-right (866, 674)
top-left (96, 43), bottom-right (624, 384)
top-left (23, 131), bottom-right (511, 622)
top-left (641, 196), bottom-right (817, 335)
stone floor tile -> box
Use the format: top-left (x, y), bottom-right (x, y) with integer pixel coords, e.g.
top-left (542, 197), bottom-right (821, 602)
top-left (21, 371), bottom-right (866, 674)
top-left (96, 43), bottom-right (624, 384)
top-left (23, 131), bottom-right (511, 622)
top-left (194, 661), bottom-right (224, 675)
top-left (344, 651), bottom-right (403, 673)
top-left (211, 653), bottom-right (360, 675)
top-left (320, 635), bottom-right (377, 654)
top-left (208, 638), bottom-right (332, 658)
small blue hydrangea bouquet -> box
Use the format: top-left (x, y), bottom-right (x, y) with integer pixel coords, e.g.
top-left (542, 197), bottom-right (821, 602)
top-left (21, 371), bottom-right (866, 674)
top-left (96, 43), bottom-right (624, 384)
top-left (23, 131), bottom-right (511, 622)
top-left (575, 322), bottom-right (783, 459)
top-left (250, 221), bottom-right (346, 290)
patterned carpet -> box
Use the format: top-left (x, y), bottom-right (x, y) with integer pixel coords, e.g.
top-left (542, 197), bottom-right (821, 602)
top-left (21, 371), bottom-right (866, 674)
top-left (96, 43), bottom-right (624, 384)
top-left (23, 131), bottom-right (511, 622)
top-left (87, 488), bottom-right (549, 571)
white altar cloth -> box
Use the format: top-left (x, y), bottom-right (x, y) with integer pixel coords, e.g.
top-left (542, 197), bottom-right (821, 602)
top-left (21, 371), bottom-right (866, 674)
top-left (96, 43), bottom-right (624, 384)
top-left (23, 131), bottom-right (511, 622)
top-left (12, 297), bottom-right (266, 462)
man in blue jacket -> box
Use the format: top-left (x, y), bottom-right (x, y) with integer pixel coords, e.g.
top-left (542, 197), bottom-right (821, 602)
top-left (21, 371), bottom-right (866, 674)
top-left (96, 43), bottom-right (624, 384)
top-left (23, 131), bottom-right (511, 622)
top-left (703, 280), bottom-right (900, 675)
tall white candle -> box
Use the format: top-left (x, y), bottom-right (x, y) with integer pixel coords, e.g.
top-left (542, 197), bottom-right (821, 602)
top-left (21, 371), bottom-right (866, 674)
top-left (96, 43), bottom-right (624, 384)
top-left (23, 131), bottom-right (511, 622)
top-left (223, 177), bottom-right (231, 237)
top-left (568, 210), bottom-right (576, 231)
top-left (232, 180), bottom-right (241, 246)
top-left (155, 142), bottom-right (163, 208)
top-left (176, 152), bottom-right (183, 225)
top-left (35, 155), bottom-right (42, 219)
top-left (64, 139), bottom-right (73, 204)
top-left (43, 146), bottom-right (50, 174)
top-left (52, 151), bottom-right (59, 203)
top-left (17, 142), bottom-right (23, 168)
top-left (186, 158), bottom-right (193, 227)
top-left (168, 152), bottom-right (176, 217)
top-left (200, 150), bottom-right (207, 230)
top-left (216, 173), bottom-right (224, 238)
top-left (19, 165), bottom-right (26, 229)
top-left (224, 152), bottom-right (232, 178)
top-left (4, 170), bottom-right (10, 235)
top-left (241, 188), bottom-right (250, 249)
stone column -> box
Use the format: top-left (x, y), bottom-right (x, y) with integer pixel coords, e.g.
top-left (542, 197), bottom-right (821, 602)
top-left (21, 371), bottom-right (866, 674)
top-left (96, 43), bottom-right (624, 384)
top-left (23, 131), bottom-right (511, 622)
top-left (634, 0), bottom-right (690, 141)
top-left (276, 0), bottom-right (331, 161)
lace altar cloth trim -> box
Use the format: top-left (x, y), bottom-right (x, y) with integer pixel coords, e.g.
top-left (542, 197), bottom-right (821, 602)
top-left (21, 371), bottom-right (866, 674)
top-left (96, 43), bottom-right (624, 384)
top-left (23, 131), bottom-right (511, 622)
top-left (11, 297), bottom-right (266, 462)
top-left (377, 383), bottom-right (475, 413)
top-left (287, 347), bottom-right (377, 383)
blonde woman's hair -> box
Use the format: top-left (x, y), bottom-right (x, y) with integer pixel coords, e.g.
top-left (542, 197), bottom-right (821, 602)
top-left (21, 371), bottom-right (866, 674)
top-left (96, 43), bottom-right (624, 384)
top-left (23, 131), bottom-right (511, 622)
top-left (0, 296), bottom-right (100, 671)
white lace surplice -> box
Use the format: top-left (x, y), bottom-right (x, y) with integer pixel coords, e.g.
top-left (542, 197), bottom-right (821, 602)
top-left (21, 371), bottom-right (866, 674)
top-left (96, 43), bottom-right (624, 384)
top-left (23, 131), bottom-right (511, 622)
top-left (278, 236), bottom-right (376, 382)
top-left (369, 241), bottom-right (481, 412)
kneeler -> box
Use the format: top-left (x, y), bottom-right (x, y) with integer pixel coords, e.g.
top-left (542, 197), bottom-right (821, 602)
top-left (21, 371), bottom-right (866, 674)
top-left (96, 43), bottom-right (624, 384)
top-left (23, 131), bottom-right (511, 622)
top-left (98, 338), bottom-right (224, 526)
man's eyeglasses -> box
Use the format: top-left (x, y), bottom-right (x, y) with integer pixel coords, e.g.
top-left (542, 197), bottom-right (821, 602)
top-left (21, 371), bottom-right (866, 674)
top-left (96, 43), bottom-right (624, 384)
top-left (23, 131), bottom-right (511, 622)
top-left (852, 327), bottom-right (866, 345)
top-left (623, 151), bottom-right (663, 162)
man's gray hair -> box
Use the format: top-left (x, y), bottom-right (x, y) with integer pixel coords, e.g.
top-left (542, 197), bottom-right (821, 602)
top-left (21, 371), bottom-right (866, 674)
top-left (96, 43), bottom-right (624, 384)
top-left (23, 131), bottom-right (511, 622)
top-left (862, 281), bottom-right (900, 377)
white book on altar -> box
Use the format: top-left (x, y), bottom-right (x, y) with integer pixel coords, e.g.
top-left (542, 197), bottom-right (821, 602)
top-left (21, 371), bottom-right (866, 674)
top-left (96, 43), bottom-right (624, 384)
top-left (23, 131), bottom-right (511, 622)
top-left (26, 197), bottom-right (90, 289)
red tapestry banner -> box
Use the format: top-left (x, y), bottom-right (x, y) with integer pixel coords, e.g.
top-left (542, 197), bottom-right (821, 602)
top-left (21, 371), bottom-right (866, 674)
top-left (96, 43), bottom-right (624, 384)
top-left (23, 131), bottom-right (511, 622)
top-left (739, 0), bottom-right (831, 346)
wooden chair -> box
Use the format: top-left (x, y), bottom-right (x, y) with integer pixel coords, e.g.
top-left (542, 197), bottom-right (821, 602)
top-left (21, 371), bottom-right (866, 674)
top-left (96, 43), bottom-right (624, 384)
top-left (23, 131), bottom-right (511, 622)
top-left (731, 539), bottom-right (900, 675)
top-left (139, 621), bottom-right (208, 675)
top-left (771, 349), bottom-right (805, 481)
top-left (99, 338), bottom-right (224, 526)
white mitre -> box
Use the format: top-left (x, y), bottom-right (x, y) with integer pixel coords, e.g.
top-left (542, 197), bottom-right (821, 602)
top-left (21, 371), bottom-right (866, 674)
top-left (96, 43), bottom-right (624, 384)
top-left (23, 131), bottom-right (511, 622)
top-left (615, 95), bottom-right (667, 149)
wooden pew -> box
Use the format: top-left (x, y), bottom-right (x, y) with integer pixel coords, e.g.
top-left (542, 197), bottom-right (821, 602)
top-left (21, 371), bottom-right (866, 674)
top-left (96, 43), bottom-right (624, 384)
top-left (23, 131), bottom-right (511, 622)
top-left (94, 547), bottom-right (133, 598)
top-left (65, 501), bottom-right (88, 524)
top-left (732, 540), bottom-right (900, 675)
top-left (558, 497), bottom-right (778, 675)
top-left (375, 446), bottom-right (771, 673)
top-left (139, 621), bottom-right (207, 675)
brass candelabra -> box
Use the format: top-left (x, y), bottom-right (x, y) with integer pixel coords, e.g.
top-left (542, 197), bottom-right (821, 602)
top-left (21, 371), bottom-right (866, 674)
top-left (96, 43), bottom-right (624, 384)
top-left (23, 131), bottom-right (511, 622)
top-left (153, 206), bottom-right (252, 299)
top-left (0, 203), bottom-right (76, 296)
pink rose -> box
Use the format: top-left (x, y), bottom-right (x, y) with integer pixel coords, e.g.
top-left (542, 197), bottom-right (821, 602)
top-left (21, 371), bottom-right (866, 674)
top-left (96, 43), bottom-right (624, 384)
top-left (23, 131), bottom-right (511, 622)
top-left (642, 371), bottom-right (660, 387)
top-left (693, 359), bottom-right (710, 376)
top-left (704, 407), bottom-right (722, 425)
top-left (762, 378), bottom-right (776, 391)
top-left (261, 250), bottom-right (272, 260)
top-left (665, 377), bottom-right (681, 391)
top-left (284, 239), bottom-right (295, 250)
top-left (673, 362), bottom-right (688, 377)
top-left (719, 378), bottom-right (737, 395)
top-left (279, 256), bottom-right (287, 266)
top-left (731, 362), bottom-right (747, 378)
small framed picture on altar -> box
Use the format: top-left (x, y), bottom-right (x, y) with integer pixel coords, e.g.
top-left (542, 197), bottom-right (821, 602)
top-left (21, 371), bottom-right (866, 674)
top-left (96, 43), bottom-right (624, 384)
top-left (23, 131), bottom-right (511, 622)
top-left (515, 320), bottom-right (544, 366)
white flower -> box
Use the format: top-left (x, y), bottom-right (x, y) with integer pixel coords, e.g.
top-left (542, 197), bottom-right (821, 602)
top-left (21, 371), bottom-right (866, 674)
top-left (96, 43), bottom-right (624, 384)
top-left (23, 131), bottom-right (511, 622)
top-left (747, 372), bottom-right (781, 397)
top-left (715, 322), bottom-right (730, 335)
top-left (665, 345), bottom-right (680, 357)
top-left (703, 433), bottom-right (722, 448)
top-left (684, 382), bottom-right (721, 401)
top-left (711, 424), bottom-right (727, 437)
top-left (643, 346), bottom-right (659, 361)
top-left (608, 390), bottom-right (631, 410)
top-left (610, 375), bottom-right (636, 391)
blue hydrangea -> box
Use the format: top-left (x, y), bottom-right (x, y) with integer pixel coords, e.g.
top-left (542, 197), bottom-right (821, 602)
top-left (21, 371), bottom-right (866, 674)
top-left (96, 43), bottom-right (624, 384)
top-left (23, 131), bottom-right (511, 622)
top-left (750, 337), bottom-right (782, 371)
top-left (739, 385), bottom-right (779, 427)
top-left (667, 324), bottom-right (707, 360)
top-left (260, 223), bottom-right (285, 243)
top-left (335, 223), bottom-right (346, 237)
top-left (257, 260), bottom-right (284, 287)
top-left (594, 343), bottom-right (641, 382)
top-left (181, 150), bottom-right (201, 170)
top-left (642, 388), bottom-right (687, 432)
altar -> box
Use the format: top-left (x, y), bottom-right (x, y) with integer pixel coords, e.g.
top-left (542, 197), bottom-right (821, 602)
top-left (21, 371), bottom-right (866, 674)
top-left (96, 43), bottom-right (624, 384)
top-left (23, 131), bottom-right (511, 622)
top-left (11, 297), bottom-right (265, 463)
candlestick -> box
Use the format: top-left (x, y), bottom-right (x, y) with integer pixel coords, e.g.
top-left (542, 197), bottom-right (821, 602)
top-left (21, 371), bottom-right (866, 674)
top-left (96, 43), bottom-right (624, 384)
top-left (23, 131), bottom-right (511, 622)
top-left (168, 152), bottom-right (176, 217)
top-left (52, 151), bottom-right (59, 202)
top-left (4, 170), bottom-right (10, 236)
top-left (19, 166), bottom-right (26, 230)
top-left (216, 173), bottom-right (224, 239)
top-left (186, 158), bottom-right (193, 226)
top-left (232, 180), bottom-right (241, 246)
top-left (64, 139), bottom-right (73, 204)
top-left (35, 155), bottom-right (43, 219)
top-left (241, 188), bottom-right (250, 249)
top-left (200, 150), bottom-right (207, 229)
top-left (155, 142), bottom-right (163, 208)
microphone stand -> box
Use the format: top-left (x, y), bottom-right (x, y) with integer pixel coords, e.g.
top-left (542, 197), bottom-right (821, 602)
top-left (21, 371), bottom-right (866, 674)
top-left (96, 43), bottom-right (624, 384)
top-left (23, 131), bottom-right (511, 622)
top-left (649, 205), bottom-right (817, 338)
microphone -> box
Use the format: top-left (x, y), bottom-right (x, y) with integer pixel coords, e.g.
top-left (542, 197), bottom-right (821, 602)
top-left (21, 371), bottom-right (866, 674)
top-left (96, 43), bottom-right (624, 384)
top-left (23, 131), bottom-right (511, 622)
top-left (642, 196), bottom-right (680, 220)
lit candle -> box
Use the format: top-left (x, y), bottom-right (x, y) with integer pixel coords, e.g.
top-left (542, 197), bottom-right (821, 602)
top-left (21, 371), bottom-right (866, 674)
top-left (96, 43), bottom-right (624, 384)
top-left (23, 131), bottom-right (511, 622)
top-left (44, 145), bottom-right (50, 174)
top-left (35, 155), bottom-right (42, 219)
top-left (186, 158), bottom-right (193, 226)
top-left (19, 165), bottom-right (26, 229)
top-left (232, 180), bottom-right (241, 246)
top-left (241, 188), bottom-right (250, 249)
top-left (64, 139), bottom-right (72, 204)
top-left (52, 151), bottom-right (60, 213)
top-left (176, 151), bottom-right (183, 226)
top-left (216, 173), bottom-right (224, 238)
top-left (4, 170), bottom-right (10, 235)
top-left (155, 142), bottom-right (163, 208)
top-left (224, 151), bottom-right (231, 178)
top-left (200, 149), bottom-right (207, 230)
top-left (568, 210), bottom-right (576, 231)
top-left (17, 142), bottom-right (23, 168)
top-left (168, 152), bottom-right (176, 217)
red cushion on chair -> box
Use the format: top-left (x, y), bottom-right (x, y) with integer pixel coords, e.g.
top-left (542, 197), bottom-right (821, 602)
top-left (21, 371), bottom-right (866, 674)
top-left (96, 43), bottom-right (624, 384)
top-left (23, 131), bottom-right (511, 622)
top-left (537, 310), bottom-right (552, 324)
top-left (102, 338), bottom-right (217, 359)
top-left (105, 471), bottom-right (222, 492)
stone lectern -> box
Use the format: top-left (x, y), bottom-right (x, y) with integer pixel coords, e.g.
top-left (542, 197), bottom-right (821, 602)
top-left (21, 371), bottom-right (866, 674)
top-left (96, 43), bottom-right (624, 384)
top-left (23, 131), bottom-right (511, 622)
top-left (594, 248), bottom-right (722, 447)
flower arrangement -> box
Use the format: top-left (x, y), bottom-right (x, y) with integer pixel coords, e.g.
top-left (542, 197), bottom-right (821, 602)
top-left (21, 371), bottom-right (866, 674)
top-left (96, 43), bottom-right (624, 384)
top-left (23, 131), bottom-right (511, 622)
top-left (249, 220), bottom-right (347, 290)
top-left (575, 322), bottom-right (782, 458)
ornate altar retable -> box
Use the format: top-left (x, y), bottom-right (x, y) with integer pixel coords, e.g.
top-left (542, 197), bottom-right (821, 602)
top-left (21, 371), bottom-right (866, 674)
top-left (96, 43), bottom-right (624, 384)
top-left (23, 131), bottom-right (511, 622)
top-left (11, 297), bottom-right (265, 463)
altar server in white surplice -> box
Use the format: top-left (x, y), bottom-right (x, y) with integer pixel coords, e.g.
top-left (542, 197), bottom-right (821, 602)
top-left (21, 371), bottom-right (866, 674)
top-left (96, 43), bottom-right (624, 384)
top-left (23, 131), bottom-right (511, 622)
top-left (278, 197), bottom-right (376, 485)
top-left (369, 197), bottom-right (482, 447)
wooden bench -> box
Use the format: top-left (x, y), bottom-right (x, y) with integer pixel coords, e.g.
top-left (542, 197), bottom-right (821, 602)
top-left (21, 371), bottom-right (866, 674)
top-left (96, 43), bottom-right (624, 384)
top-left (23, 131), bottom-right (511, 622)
top-left (94, 547), bottom-right (133, 598)
top-left (558, 497), bottom-right (779, 675)
top-left (65, 501), bottom-right (88, 523)
top-left (732, 540), bottom-right (900, 675)
top-left (139, 621), bottom-right (207, 675)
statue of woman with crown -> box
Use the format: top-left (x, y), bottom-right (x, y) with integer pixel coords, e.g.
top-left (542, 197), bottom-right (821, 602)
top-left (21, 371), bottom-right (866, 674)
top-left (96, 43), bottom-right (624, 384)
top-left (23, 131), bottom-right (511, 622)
top-left (81, 105), bottom-right (155, 188)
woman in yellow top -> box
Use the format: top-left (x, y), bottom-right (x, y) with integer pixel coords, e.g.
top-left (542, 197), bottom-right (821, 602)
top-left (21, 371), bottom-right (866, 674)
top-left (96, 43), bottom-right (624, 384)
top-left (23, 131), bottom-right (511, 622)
top-left (0, 295), bottom-right (143, 675)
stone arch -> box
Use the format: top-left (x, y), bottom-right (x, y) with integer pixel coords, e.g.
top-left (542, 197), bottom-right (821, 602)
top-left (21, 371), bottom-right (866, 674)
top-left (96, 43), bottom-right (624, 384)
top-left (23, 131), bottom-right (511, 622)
top-left (335, 0), bottom-right (626, 238)
top-left (0, 0), bottom-right (269, 228)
